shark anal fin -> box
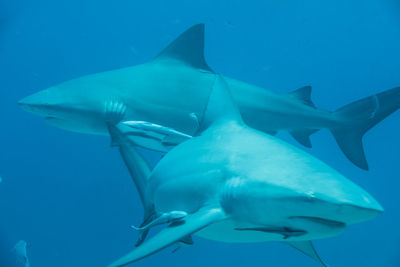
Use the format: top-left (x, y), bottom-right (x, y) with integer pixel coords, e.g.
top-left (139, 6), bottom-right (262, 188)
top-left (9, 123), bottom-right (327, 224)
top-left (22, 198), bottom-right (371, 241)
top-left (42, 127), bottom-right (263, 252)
top-left (154, 24), bottom-right (213, 72)
top-left (286, 241), bottom-right (329, 267)
top-left (290, 129), bottom-right (318, 148)
top-left (265, 130), bottom-right (277, 136)
top-left (108, 208), bottom-right (225, 267)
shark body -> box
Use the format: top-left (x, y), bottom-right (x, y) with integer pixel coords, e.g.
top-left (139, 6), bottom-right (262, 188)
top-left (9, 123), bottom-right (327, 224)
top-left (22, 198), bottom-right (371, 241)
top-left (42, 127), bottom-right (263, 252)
top-left (107, 76), bottom-right (383, 267)
top-left (18, 24), bottom-right (400, 169)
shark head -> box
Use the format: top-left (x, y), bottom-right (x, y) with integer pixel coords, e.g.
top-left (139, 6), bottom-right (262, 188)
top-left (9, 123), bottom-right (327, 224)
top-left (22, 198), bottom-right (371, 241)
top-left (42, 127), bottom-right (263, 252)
top-left (18, 81), bottom-right (110, 134)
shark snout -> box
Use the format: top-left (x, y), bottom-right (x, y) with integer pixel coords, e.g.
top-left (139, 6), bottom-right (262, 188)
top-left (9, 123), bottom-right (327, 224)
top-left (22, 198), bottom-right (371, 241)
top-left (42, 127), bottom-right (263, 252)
top-left (18, 89), bottom-right (55, 116)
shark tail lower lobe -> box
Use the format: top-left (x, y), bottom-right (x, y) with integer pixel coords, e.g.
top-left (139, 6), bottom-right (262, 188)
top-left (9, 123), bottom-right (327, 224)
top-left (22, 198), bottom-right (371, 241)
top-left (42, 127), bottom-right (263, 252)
top-left (331, 86), bottom-right (400, 170)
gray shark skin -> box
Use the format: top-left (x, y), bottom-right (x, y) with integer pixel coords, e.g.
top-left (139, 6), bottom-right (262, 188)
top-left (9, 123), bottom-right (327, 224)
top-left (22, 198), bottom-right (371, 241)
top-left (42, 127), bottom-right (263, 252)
top-left (107, 76), bottom-right (383, 267)
top-left (18, 24), bottom-right (400, 170)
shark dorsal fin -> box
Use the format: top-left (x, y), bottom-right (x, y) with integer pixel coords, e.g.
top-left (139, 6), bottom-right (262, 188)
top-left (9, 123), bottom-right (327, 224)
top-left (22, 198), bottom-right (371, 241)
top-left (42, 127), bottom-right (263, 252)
top-left (154, 24), bottom-right (213, 71)
top-left (289, 86), bottom-right (315, 108)
top-left (198, 75), bottom-right (243, 131)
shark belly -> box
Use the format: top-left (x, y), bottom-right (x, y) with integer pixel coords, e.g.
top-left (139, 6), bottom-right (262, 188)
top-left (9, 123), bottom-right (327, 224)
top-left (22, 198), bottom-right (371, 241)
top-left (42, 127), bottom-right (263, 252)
top-left (195, 217), bottom-right (345, 243)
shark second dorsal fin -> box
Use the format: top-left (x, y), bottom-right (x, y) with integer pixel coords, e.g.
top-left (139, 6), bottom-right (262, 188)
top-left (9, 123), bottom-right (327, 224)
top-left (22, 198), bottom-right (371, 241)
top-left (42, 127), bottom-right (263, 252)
top-left (289, 86), bottom-right (315, 108)
top-left (154, 24), bottom-right (213, 72)
top-left (108, 208), bottom-right (225, 267)
top-left (198, 75), bottom-right (243, 132)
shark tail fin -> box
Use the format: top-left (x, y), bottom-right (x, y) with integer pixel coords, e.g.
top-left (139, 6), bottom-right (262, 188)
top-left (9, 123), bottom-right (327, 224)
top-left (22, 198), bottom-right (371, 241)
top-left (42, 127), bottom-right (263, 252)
top-left (331, 86), bottom-right (400, 170)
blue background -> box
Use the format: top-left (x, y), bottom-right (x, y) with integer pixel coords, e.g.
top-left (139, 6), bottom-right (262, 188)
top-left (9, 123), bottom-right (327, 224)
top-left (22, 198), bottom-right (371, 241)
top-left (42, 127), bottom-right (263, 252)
top-left (1, 0), bottom-right (400, 266)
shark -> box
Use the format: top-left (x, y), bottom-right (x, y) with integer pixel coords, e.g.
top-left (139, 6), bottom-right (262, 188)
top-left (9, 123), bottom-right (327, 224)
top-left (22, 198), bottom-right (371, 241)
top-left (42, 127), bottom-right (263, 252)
top-left (11, 240), bottom-right (30, 267)
top-left (18, 24), bottom-right (400, 170)
top-left (106, 75), bottom-right (383, 267)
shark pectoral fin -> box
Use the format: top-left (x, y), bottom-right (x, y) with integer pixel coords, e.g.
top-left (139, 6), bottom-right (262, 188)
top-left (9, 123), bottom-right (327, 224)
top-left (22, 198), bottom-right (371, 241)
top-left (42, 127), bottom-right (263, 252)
top-left (154, 24), bottom-right (213, 72)
top-left (286, 241), bottom-right (329, 267)
top-left (106, 114), bottom-right (157, 247)
top-left (290, 129), bottom-right (318, 148)
top-left (108, 208), bottom-right (225, 267)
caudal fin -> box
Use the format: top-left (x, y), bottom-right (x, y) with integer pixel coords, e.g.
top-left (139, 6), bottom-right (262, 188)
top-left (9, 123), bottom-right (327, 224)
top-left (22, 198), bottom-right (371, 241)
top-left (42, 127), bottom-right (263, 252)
top-left (332, 87), bottom-right (400, 170)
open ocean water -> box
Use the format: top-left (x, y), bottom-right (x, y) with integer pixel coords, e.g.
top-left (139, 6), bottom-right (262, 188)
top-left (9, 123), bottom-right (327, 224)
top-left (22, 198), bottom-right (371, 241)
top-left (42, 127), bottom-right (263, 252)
top-left (1, 0), bottom-right (400, 266)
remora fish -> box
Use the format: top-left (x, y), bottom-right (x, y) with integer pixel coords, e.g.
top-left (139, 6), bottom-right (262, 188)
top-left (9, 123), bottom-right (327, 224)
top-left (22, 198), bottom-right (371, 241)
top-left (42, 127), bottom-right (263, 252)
top-left (107, 75), bottom-right (383, 267)
top-left (18, 24), bottom-right (400, 169)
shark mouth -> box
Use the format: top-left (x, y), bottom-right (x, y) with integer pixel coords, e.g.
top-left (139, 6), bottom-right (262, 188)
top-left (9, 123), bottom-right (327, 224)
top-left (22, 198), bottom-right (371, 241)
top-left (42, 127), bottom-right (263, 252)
top-left (45, 116), bottom-right (58, 120)
top-left (234, 226), bottom-right (308, 239)
top-left (290, 216), bottom-right (346, 228)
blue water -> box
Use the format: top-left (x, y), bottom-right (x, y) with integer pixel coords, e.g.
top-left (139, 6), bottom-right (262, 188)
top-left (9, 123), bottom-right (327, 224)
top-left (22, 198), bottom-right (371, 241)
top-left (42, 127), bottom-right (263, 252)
top-left (1, 0), bottom-right (400, 266)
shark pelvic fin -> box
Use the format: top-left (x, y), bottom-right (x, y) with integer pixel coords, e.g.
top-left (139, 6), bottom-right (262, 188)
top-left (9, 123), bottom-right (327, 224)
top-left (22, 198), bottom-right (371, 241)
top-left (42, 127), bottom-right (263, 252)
top-left (171, 235), bottom-right (194, 253)
top-left (286, 241), bottom-right (328, 267)
top-left (289, 86), bottom-right (315, 108)
top-left (155, 24), bottom-right (213, 72)
top-left (108, 208), bottom-right (225, 267)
